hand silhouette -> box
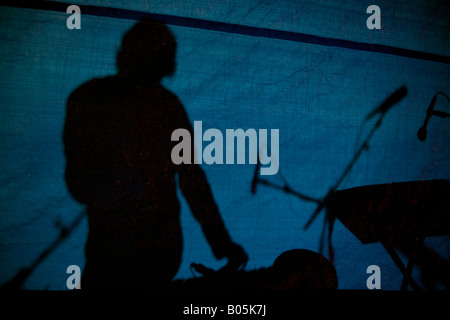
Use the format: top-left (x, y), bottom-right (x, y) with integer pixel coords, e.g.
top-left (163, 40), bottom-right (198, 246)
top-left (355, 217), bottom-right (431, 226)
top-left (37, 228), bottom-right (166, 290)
top-left (219, 243), bottom-right (248, 273)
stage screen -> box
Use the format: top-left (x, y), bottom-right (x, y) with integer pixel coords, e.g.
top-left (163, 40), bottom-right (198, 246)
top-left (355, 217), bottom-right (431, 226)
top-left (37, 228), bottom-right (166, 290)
top-left (0, 0), bottom-right (449, 291)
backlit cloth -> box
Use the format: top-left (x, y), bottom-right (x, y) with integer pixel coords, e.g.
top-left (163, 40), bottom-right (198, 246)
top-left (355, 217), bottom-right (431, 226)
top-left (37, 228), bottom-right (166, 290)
top-left (0, 0), bottom-right (449, 290)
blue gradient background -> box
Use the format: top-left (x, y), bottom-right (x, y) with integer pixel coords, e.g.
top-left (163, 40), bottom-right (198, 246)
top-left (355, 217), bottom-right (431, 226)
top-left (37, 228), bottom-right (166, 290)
top-left (0, 0), bottom-right (449, 290)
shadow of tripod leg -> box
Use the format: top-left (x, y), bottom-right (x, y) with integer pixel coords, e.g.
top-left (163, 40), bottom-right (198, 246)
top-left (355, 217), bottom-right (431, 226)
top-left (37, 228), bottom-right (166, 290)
top-left (396, 241), bottom-right (450, 291)
top-left (382, 243), bottom-right (422, 291)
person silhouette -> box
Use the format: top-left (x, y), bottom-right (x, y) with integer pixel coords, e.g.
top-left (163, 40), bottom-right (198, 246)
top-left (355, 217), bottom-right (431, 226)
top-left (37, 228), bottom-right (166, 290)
top-left (63, 17), bottom-right (248, 290)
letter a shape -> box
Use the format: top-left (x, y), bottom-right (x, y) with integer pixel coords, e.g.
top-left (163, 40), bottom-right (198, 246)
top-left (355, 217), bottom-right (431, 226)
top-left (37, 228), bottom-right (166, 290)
top-left (366, 265), bottom-right (381, 289)
top-left (67, 5), bottom-right (81, 30)
top-left (366, 5), bottom-right (381, 30)
top-left (66, 265), bottom-right (81, 289)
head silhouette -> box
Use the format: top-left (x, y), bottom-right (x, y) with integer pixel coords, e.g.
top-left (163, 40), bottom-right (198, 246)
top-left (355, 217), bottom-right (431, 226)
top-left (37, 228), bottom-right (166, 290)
top-left (116, 17), bottom-right (177, 81)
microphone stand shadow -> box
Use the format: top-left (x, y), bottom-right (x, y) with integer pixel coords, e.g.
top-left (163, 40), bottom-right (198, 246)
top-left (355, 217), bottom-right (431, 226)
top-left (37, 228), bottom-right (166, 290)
top-left (1, 210), bottom-right (86, 290)
top-left (417, 91), bottom-right (450, 142)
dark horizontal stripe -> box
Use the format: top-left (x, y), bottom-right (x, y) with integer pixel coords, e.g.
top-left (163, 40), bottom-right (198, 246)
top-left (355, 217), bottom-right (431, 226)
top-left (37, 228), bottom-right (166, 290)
top-left (2, 0), bottom-right (450, 64)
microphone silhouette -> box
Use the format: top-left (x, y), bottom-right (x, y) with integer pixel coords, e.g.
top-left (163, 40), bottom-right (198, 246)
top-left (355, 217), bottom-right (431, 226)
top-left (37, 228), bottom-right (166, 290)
top-left (417, 94), bottom-right (437, 141)
top-left (365, 86), bottom-right (408, 121)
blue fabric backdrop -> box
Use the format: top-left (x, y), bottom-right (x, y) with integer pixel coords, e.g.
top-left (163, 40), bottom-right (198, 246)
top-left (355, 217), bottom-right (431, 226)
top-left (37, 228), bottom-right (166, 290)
top-left (0, 0), bottom-right (449, 290)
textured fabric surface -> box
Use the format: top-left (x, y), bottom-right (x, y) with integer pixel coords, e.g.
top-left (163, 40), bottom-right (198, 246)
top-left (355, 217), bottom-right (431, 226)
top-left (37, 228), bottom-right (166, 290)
top-left (0, 1), bottom-right (449, 290)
